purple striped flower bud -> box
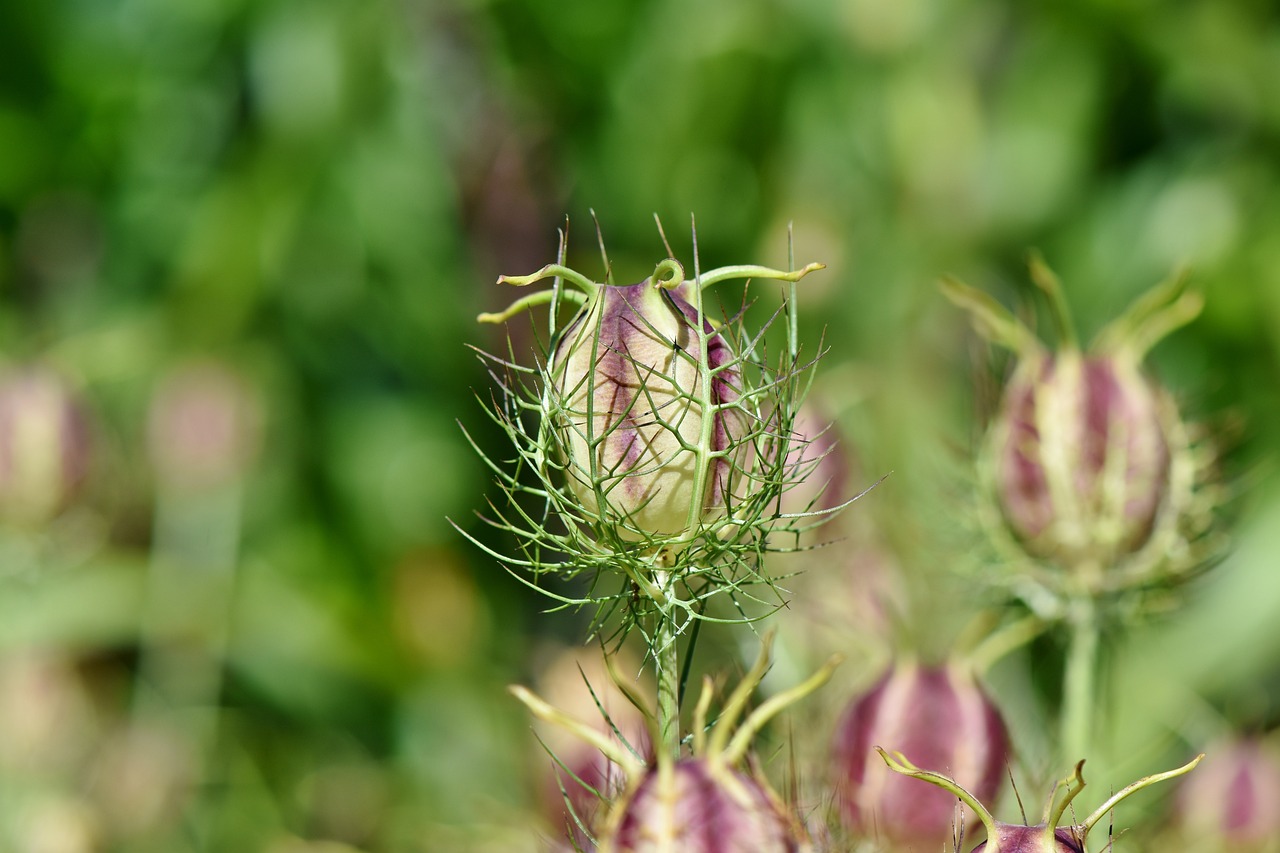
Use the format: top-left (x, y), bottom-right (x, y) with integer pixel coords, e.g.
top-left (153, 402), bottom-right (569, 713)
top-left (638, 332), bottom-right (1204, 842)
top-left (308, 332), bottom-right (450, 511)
top-left (992, 351), bottom-right (1172, 570)
top-left (0, 366), bottom-right (90, 525)
top-left (831, 662), bottom-right (1009, 847)
top-left (147, 361), bottom-right (261, 492)
top-left (1174, 738), bottom-right (1280, 849)
top-left (550, 275), bottom-right (744, 541)
top-left (599, 758), bottom-right (807, 853)
top-left (972, 825), bottom-right (1084, 852)
top-left (780, 400), bottom-right (850, 522)
top-left (944, 260), bottom-right (1213, 593)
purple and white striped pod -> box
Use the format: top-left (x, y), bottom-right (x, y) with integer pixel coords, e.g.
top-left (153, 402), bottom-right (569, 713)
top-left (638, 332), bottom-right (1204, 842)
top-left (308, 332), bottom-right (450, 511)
top-left (0, 366), bottom-right (90, 525)
top-left (550, 279), bottom-right (744, 540)
top-left (971, 824), bottom-right (1085, 852)
top-left (600, 758), bottom-right (807, 853)
top-left (1174, 738), bottom-right (1280, 849)
top-left (780, 400), bottom-right (850, 522)
top-left (991, 351), bottom-right (1172, 570)
top-left (831, 663), bottom-right (1009, 848)
top-left (148, 361), bottom-right (260, 492)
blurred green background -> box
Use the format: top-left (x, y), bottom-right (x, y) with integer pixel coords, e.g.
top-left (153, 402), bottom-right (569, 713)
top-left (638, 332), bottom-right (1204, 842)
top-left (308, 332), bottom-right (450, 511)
top-left (3, 0), bottom-right (1280, 850)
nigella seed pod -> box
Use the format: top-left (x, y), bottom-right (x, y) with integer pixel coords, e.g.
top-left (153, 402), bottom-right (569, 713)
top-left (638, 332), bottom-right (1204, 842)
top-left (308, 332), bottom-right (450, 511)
top-left (0, 366), bottom-right (91, 525)
top-left (971, 825), bottom-right (1084, 852)
top-left (549, 267), bottom-right (744, 541)
top-left (831, 662), bottom-right (1009, 847)
top-left (992, 351), bottom-right (1171, 570)
top-left (1173, 738), bottom-right (1280, 849)
top-left (476, 243), bottom-right (825, 611)
top-left (147, 361), bottom-right (261, 493)
top-left (944, 258), bottom-right (1215, 594)
top-left (603, 758), bottom-right (804, 853)
top-left (780, 400), bottom-right (850, 523)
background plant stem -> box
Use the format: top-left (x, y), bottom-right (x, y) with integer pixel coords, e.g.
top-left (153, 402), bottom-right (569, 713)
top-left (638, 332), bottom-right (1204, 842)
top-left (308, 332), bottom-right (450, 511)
top-left (1062, 595), bottom-right (1100, 764)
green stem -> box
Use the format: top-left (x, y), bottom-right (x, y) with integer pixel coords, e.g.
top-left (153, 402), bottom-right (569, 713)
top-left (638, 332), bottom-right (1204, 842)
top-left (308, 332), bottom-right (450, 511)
top-left (1061, 596), bottom-right (1099, 764)
top-left (654, 569), bottom-right (681, 762)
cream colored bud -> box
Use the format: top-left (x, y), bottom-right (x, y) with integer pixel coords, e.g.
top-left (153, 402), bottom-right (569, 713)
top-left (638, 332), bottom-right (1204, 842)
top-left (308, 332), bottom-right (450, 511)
top-left (549, 277), bottom-right (744, 541)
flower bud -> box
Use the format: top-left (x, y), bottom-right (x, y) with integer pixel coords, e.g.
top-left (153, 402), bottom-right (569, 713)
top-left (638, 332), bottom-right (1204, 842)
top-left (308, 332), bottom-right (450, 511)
top-left (550, 274), bottom-right (743, 541)
top-left (0, 366), bottom-right (91, 525)
top-left (944, 261), bottom-right (1213, 594)
top-left (1173, 738), bottom-right (1280, 849)
top-left (972, 825), bottom-right (1084, 852)
top-left (991, 350), bottom-right (1172, 571)
top-left (831, 662), bottom-right (1009, 847)
top-left (147, 361), bottom-right (261, 493)
top-left (600, 758), bottom-right (807, 853)
top-left (780, 400), bottom-right (850, 522)
top-left (534, 649), bottom-right (651, 851)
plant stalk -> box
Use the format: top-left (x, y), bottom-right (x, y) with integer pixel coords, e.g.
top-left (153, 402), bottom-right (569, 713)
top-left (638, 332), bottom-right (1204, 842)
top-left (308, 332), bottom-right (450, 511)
top-left (1061, 595), bottom-right (1099, 764)
top-left (654, 569), bottom-right (681, 762)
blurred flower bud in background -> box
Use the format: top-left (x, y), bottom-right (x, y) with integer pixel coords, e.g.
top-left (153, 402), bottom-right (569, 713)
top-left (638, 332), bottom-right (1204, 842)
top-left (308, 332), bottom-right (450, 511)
top-left (391, 548), bottom-right (490, 671)
top-left (532, 647), bottom-right (649, 850)
top-left (1171, 737), bottom-right (1280, 851)
top-left (945, 261), bottom-right (1216, 599)
top-left (831, 661), bottom-right (1009, 848)
top-left (0, 366), bottom-right (91, 527)
top-left (89, 723), bottom-right (193, 842)
top-left (0, 650), bottom-right (96, 778)
top-left (775, 397), bottom-right (906, 657)
top-left (11, 793), bottom-right (99, 853)
top-left (993, 352), bottom-right (1171, 571)
top-left (780, 400), bottom-right (849, 525)
top-left (147, 361), bottom-right (261, 494)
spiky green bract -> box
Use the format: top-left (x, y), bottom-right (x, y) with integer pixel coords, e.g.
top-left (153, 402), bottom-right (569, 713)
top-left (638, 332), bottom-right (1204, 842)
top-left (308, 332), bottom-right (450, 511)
top-left (464, 226), bottom-right (835, 651)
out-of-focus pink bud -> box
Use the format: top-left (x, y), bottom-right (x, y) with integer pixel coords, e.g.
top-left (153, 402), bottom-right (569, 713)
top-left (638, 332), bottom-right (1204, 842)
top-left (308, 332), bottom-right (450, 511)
top-left (534, 649), bottom-right (650, 851)
top-left (831, 662), bottom-right (1009, 847)
top-left (0, 650), bottom-right (94, 774)
top-left (91, 723), bottom-right (192, 839)
top-left (781, 401), bottom-right (850, 522)
top-left (945, 262), bottom-right (1212, 591)
top-left (600, 758), bottom-right (807, 853)
top-left (1174, 738), bottom-right (1280, 849)
top-left (147, 362), bottom-right (260, 492)
top-left (550, 276), bottom-right (744, 541)
top-left (992, 351), bottom-right (1171, 570)
top-left (0, 366), bottom-right (90, 525)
